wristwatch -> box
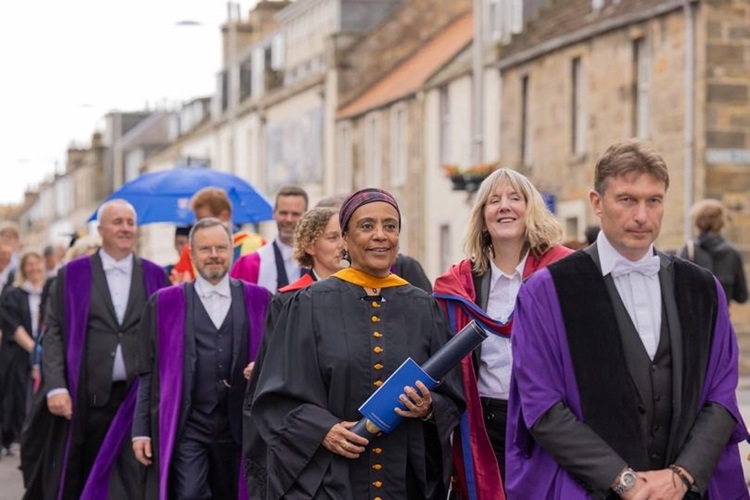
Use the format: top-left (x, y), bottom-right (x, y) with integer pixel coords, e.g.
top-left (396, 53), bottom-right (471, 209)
top-left (612, 467), bottom-right (637, 495)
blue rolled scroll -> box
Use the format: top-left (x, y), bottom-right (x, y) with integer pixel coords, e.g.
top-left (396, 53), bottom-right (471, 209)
top-left (351, 320), bottom-right (487, 438)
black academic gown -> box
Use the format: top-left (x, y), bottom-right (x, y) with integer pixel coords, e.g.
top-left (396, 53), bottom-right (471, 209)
top-left (134, 280), bottom-right (268, 500)
top-left (22, 253), bottom-right (166, 500)
top-left (244, 272), bottom-right (315, 498)
top-left (252, 277), bottom-right (465, 499)
top-left (0, 286), bottom-right (34, 449)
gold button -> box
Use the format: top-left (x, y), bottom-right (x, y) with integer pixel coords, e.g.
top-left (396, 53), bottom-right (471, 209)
top-left (371, 315), bottom-right (380, 323)
top-left (374, 497), bottom-right (383, 500)
top-left (373, 331), bottom-right (383, 338)
top-left (373, 481), bottom-right (383, 488)
top-left (373, 346), bottom-right (383, 354)
top-left (372, 464), bottom-right (383, 471)
top-left (371, 301), bottom-right (380, 308)
top-left (374, 363), bottom-right (383, 370)
top-left (372, 447), bottom-right (383, 454)
top-left (373, 380), bottom-right (383, 387)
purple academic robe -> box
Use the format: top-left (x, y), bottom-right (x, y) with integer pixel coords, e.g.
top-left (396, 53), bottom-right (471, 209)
top-left (506, 267), bottom-right (748, 499)
top-left (63, 256), bottom-right (167, 500)
top-left (152, 281), bottom-right (269, 500)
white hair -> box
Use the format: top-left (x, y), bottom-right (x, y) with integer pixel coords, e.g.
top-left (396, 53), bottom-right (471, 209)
top-left (97, 199), bottom-right (138, 224)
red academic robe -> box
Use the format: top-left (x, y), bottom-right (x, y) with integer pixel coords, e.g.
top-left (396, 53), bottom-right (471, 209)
top-left (432, 245), bottom-right (572, 500)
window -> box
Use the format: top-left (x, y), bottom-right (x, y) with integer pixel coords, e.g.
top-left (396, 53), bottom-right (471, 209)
top-left (219, 70), bottom-right (229, 111)
top-left (494, 0), bottom-right (524, 42)
top-left (239, 56), bottom-right (253, 102)
top-left (571, 57), bottom-right (586, 155)
top-left (271, 34), bottom-right (285, 70)
top-left (390, 106), bottom-right (407, 186)
top-left (632, 38), bottom-right (650, 138)
top-left (337, 122), bottom-right (353, 192)
top-left (520, 75), bottom-right (531, 166)
top-left (439, 86), bottom-right (452, 166)
top-left (124, 152), bottom-right (143, 182)
top-left (364, 114), bottom-right (382, 187)
top-left (510, 0), bottom-right (523, 34)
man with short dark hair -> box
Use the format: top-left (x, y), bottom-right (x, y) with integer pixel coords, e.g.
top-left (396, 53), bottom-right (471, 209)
top-left (170, 187), bottom-right (265, 283)
top-left (231, 186), bottom-right (308, 293)
top-left (132, 217), bottom-right (270, 499)
top-left (506, 139), bottom-right (747, 498)
top-left (679, 199), bottom-right (748, 305)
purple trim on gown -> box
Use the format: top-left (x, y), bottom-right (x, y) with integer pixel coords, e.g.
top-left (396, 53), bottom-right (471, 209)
top-left (506, 268), bottom-right (749, 499)
top-left (74, 258), bottom-right (166, 500)
top-left (156, 282), bottom-right (267, 500)
top-left (57, 256), bottom-right (93, 500)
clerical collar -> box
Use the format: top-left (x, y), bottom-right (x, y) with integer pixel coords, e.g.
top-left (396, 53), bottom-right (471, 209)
top-left (194, 274), bottom-right (231, 298)
top-left (596, 231), bottom-right (656, 277)
top-left (333, 267), bottom-right (409, 289)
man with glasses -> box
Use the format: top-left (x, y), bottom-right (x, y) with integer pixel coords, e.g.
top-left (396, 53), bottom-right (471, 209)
top-left (133, 217), bottom-right (270, 499)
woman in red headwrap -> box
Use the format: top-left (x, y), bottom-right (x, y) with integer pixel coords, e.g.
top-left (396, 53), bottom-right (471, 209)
top-left (251, 188), bottom-right (465, 499)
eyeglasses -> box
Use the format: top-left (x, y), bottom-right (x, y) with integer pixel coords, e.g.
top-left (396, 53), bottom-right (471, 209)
top-left (194, 245), bottom-right (231, 255)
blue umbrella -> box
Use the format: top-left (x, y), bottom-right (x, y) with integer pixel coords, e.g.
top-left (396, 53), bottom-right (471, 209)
top-left (89, 166), bottom-right (273, 225)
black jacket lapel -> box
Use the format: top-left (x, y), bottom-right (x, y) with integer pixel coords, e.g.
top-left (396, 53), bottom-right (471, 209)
top-left (91, 252), bottom-right (119, 328)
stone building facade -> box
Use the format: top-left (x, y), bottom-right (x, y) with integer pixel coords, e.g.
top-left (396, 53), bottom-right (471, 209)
top-left (336, 7), bottom-right (473, 258)
top-left (494, 0), bottom-right (750, 328)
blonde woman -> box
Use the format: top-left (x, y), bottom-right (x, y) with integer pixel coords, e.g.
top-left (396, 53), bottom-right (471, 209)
top-left (433, 168), bottom-right (572, 498)
top-left (0, 251), bottom-right (46, 454)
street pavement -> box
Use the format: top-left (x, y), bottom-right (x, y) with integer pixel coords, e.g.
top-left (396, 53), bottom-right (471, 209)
top-left (0, 451), bottom-right (23, 500)
top-left (2, 380), bottom-right (750, 498)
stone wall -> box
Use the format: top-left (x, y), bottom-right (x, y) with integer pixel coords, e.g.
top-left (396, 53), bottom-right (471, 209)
top-left (703, 0), bottom-right (750, 334)
top-left (336, 0), bottom-right (471, 106)
top-left (499, 7), bottom-right (691, 247)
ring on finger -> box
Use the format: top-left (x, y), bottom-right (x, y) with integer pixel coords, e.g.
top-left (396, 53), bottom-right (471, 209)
top-left (416, 401), bottom-right (424, 407)
top-left (341, 440), bottom-right (349, 450)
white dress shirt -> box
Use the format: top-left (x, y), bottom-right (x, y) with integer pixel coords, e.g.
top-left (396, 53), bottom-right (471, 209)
top-left (256, 238), bottom-right (300, 294)
top-left (477, 252), bottom-right (528, 400)
top-left (597, 232), bottom-right (662, 360)
top-left (48, 250), bottom-right (133, 399)
top-left (100, 249), bottom-right (133, 382)
top-left (133, 275), bottom-right (231, 443)
top-left (21, 280), bottom-right (42, 338)
top-left (194, 274), bottom-right (231, 329)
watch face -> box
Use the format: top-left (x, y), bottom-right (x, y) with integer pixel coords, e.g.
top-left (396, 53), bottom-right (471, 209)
top-left (622, 471), bottom-right (637, 488)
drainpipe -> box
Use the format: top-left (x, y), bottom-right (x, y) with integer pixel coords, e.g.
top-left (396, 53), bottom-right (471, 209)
top-left (472, 0), bottom-right (485, 167)
top-left (683, 0), bottom-right (696, 240)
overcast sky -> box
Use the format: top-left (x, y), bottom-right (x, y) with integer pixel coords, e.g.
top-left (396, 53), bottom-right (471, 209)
top-left (0, 0), bottom-right (257, 205)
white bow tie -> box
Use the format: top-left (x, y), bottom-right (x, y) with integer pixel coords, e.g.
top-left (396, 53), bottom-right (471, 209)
top-left (202, 290), bottom-right (226, 299)
top-left (103, 262), bottom-right (129, 274)
top-left (610, 255), bottom-right (661, 278)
